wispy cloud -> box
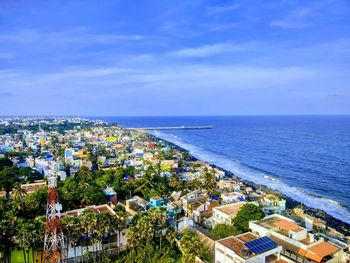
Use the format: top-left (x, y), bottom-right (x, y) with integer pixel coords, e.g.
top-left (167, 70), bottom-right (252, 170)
top-left (0, 91), bottom-right (14, 98)
top-left (40, 67), bottom-right (134, 81)
top-left (270, 8), bottom-right (313, 29)
top-left (168, 42), bottom-right (256, 58)
top-left (0, 52), bottom-right (14, 59)
top-left (199, 22), bottom-right (238, 32)
top-left (207, 3), bottom-right (240, 15)
top-left (0, 69), bottom-right (22, 79)
top-left (0, 28), bottom-right (144, 45)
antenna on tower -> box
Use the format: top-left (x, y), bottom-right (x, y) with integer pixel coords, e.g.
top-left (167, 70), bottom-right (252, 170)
top-left (43, 170), bottom-right (67, 263)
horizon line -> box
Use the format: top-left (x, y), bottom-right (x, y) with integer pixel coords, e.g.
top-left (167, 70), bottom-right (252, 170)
top-left (1, 114), bottom-right (350, 118)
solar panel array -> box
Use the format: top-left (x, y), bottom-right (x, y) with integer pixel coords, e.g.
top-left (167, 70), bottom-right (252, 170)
top-left (245, 236), bottom-right (278, 254)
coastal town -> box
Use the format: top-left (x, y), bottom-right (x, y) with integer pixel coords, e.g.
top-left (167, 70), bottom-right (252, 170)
top-left (0, 117), bottom-right (349, 263)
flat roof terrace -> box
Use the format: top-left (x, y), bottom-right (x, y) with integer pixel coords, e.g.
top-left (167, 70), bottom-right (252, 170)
top-left (255, 216), bottom-right (308, 241)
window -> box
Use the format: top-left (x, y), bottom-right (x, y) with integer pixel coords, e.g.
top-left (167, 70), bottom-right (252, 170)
top-left (216, 248), bottom-right (225, 254)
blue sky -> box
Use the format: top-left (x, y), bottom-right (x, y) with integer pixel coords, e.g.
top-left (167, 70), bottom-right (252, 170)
top-left (0, 0), bottom-right (349, 116)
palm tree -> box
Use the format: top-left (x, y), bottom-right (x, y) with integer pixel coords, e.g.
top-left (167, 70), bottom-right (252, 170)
top-left (0, 168), bottom-right (18, 199)
top-left (201, 167), bottom-right (216, 194)
top-left (15, 220), bottom-right (36, 263)
top-left (148, 208), bottom-right (166, 251)
top-left (79, 210), bottom-right (98, 262)
top-left (30, 216), bottom-right (45, 263)
top-left (179, 231), bottom-right (209, 263)
top-left (0, 217), bottom-right (16, 263)
top-left (11, 183), bottom-right (27, 201)
top-left (96, 213), bottom-right (112, 257)
top-left (165, 227), bottom-right (176, 247)
top-left (62, 215), bottom-right (81, 262)
top-left (113, 205), bottom-right (128, 255)
top-left (134, 170), bottom-right (155, 198)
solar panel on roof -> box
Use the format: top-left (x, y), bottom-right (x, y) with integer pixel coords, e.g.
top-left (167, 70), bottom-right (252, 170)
top-left (245, 236), bottom-right (278, 254)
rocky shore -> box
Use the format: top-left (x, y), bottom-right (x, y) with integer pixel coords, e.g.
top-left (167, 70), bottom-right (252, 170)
top-left (148, 133), bottom-right (350, 237)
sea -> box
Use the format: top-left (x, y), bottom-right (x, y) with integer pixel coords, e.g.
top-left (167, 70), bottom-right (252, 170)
top-left (93, 116), bottom-right (350, 224)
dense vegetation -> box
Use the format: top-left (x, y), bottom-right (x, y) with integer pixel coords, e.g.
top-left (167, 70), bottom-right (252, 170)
top-left (0, 155), bottom-right (215, 263)
top-left (0, 145), bottom-right (257, 263)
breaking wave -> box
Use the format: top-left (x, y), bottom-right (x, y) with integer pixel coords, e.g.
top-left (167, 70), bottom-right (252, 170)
top-left (152, 131), bottom-right (350, 224)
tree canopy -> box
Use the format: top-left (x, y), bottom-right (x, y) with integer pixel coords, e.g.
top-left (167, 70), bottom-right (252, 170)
top-left (211, 223), bottom-right (240, 239)
top-left (233, 203), bottom-right (265, 232)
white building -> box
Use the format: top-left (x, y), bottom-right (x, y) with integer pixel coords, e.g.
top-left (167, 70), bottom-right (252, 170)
top-left (249, 214), bottom-right (340, 263)
top-left (62, 204), bottom-right (128, 261)
top-left (215, 232), bottom-right (282, 263)
top-left (221, 192), bottom-right (246, 204)
top-left (261, 194), bottom-right (286, 215)
top-left (213, 202), bottom-right (245, 226)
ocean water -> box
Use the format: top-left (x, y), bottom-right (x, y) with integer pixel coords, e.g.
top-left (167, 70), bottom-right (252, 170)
top-left (95, 116), bottom-right (350, 224)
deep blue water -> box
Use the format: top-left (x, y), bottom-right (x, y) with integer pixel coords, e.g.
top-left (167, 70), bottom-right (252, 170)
top-left (93, 116), bottom-right (350, 223)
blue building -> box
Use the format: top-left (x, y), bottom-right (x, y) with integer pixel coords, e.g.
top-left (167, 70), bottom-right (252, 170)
top-left (149, 196), bottom-right (166, 208)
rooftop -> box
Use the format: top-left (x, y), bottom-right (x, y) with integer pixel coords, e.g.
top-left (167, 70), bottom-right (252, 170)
top-left (218, 233), bottom-right (279, 259)
top-left (236, 232), bottom-right (257, 243)
top-left (21, 181), bottom-right (46, 193)
top-left (150, 195), bottom-right (163, 200)
top-left (214, 202), bottom-right (245, 216)
top-left (218, 235), bottom-right (249, 257)
top-left (255, 216), bottom-right (306, 237)
top-left (270, 236), bottom-right (339, 263)
top-left (62, 204), bottom-right (115, 217)
top-left (306, 241), bottom-right (339, 262)
top-left (274, 219), bottom-right (304, 233)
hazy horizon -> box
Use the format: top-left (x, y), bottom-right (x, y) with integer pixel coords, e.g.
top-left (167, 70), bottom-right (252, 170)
top-left (1, 114), bottom-right (350, 118)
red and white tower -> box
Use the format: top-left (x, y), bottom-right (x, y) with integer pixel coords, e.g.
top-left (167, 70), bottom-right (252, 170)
top-left (43, 171), bottom-right (66, 263)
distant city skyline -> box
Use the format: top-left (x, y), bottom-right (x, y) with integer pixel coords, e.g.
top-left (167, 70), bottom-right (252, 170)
top-left (0, 0), bottom-right (349, 116)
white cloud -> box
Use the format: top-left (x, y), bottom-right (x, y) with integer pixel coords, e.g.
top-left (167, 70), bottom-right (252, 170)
top-left (199, 23), bottom-right (238, 32)
top-left (0, 28), bottom-right (144, 45)
top-left (0, 52), bottom-right (14, 59)
top-left (270, 8), bottom-right (313, 29)
top-left (207, 4), bottom-right (240, 15)
top-left (167, 42), bottom-right (256, 57)
top-left (128, 65), bottom-right (317, 92)
top-left (40, 67), bottom-right (134, 81)
top-left (0, 69), bottom-right (22, 79)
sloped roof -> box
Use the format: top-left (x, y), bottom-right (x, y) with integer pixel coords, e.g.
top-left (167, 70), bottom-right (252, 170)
top-left (305, 242), bottom-right (339, 262)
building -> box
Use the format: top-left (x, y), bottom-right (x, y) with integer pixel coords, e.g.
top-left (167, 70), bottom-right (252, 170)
top-left (62, 204), bottom-right (128, 261)
top-left (181, 190), bottom-right (209, 217)
top-left (20, 181), bottom-right (46, 194)
top-left (192, 199), bottom-right (219, 225)
top-left (213, 202), bottom-right (245, 226)
top-left (149, 196), bottom-right (166, 208)
top-left (125, 196), bottom-right (147, 216)
top-left (215, 232), bottom-right (282, 263)
top-left (221, 192), bottom-right (246, 204)
top-left (261, 194), bottom-right (286, 215)
top-left (249, 214), bottom-right (340, 263)
top-left (103, 187), bottom-right (117, 204)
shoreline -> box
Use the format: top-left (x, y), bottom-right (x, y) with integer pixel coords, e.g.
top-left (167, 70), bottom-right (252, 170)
top-left (147, 133), bottom-right (350, 236)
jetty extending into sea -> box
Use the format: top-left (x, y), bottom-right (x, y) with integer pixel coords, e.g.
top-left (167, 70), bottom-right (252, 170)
top-left (125, 125), bottom-right (213, 131)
